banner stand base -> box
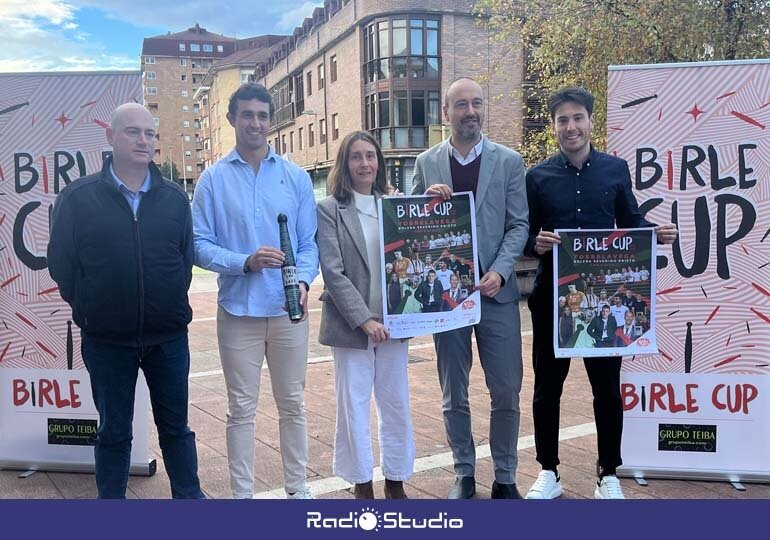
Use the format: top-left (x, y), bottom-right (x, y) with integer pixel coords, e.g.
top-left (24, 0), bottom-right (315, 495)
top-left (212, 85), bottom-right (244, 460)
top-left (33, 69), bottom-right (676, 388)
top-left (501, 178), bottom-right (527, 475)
top-left (618, 466), bottom-right (770, 485)
top-left (1, 458), bottom-right (157, 477)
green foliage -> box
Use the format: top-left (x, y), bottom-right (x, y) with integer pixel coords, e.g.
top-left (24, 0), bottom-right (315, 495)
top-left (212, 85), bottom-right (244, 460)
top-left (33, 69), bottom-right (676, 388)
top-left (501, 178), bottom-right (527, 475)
top-left (159, 160), bottom-right (182, 185)
top-left (475, 0), bottom-right (770, 162)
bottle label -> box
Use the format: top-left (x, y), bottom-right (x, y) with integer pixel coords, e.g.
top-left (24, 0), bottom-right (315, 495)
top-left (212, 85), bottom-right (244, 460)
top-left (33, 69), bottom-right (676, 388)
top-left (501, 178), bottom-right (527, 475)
top-left (282, 265), bottom-right (299, 287)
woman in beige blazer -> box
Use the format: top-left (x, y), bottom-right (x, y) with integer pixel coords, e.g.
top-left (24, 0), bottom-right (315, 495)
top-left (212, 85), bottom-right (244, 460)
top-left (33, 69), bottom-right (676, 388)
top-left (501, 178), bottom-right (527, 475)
top-left (317, 131), bottom-right (414, 499)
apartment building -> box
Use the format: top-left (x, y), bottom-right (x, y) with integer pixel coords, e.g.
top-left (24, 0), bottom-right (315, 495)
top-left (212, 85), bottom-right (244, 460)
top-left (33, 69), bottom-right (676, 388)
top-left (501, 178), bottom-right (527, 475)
top-left (141, 25), bottom-right (240, 188)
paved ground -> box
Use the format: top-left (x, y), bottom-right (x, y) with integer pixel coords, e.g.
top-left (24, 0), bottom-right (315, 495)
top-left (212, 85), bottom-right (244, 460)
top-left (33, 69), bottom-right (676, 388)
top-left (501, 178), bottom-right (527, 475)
top-left (2, 272), bottom-right (769, 499)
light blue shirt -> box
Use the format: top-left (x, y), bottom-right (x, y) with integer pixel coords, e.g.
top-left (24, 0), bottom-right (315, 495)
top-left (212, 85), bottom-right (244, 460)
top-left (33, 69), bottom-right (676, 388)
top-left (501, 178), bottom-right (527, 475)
top-left (192, 146), bottom-right (319, 317)
top-left (110, 164), bottom-right (151, 217)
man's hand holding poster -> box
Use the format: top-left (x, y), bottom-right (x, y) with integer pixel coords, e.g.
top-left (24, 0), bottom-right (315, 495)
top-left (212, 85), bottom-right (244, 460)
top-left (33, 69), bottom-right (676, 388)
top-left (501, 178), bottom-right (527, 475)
top-left (379, 193), bottom-right (480, 338)
top-left (553, 228), bottom-right (658, 358)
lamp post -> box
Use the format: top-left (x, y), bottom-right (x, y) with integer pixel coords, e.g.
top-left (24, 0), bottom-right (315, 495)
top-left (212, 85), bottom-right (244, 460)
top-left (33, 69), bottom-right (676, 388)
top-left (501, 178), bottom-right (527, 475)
top-left (179, 133), bottom-right (188, 197)
top-left (167, 146), bottom-right (174, 184)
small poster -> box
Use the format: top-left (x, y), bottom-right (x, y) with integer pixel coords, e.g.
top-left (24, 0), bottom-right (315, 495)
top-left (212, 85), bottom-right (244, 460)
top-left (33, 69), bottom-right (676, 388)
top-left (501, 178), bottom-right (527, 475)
top-left (553, 228), bottom-right (657, 358)
top-left (379, 193), bottom-right (481, 339)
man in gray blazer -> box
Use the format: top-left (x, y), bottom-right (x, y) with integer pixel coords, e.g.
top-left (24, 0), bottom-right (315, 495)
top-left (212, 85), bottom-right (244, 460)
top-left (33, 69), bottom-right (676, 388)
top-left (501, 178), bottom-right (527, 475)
top-left (411, 77), bottom-right (529, 499)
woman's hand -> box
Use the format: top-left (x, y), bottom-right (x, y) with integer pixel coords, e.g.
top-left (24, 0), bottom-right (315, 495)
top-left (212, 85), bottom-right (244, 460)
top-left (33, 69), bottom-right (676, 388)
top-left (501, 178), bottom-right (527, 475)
top-left (360, 319), bottom-right (389, 344)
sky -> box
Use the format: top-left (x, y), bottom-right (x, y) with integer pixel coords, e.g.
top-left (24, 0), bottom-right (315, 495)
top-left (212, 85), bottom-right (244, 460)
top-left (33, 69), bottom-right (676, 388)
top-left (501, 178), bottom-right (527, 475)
top-left (0, 0), bottom-right (324, 72)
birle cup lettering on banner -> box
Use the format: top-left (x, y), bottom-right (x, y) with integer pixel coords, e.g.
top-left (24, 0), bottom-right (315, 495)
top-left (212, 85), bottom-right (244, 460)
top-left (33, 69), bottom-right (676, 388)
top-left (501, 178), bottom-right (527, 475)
top-left (608, 59), bottom-right (770, 481)
top-left (552, 228), bottom-right (658, 358)
top-left (378, 193), bottom-right (480, 339)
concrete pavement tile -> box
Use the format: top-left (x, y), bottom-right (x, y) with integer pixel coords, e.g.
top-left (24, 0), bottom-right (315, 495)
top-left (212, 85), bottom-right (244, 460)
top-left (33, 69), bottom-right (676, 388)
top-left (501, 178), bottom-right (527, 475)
top-left (47, 472), bottom-right (98, 499)
top-left (0, 470), bottom-right (64, 499)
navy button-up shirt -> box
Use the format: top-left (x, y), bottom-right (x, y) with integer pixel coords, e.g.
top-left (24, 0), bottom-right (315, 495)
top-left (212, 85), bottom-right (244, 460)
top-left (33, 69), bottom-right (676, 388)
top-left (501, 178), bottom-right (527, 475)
top-left (524, 147), bottom-right (654, 285)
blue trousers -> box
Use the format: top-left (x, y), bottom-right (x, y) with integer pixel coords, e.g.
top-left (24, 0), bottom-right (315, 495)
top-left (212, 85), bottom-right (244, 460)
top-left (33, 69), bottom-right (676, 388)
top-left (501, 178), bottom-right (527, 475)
top-left (82, 334), bottom-right (204, 499)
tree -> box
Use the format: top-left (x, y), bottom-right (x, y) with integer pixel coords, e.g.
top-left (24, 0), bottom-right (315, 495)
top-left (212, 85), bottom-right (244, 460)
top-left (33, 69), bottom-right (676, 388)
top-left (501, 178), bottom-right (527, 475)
top-left (159, 160), bottom-right (182, 186)
top-left (475, 0), bottom-right (770, 162)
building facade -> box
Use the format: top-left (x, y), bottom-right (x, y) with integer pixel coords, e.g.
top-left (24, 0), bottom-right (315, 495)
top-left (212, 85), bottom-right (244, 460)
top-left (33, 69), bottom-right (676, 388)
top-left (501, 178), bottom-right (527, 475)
top-left (141, 25), bottom-right (241, 188)
top-left (257, 0), bottom-right (524, 196)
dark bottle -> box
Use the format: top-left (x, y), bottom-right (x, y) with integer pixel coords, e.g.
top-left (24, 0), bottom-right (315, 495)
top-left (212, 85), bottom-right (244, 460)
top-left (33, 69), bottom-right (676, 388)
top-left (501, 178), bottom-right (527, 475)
top-left (278, 213), bottom-right (303, 322)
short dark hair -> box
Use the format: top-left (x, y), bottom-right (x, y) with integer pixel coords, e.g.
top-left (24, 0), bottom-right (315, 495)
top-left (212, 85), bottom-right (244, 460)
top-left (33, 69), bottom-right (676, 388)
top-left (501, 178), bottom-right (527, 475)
top-left (329, 131), bottom-right (388, 203)
top-left (547, 86), bottom-right (595, 120)
top-left (228, 83), bottom-right (272, 118)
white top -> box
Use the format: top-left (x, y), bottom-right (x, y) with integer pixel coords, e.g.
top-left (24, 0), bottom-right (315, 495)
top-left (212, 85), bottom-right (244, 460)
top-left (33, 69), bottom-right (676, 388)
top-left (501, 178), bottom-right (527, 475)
top-left (450, 137), bottom-right (484, 166)
top-left (353, 191), bottom-right (383, 319)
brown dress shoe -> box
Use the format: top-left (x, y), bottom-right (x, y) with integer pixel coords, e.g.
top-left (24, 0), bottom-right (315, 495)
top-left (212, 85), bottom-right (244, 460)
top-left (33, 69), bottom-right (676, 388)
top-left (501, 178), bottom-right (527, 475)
top-left (354, 481), bottom-right (375, 499)
top-left (384, 479), bottom-right (408, 499)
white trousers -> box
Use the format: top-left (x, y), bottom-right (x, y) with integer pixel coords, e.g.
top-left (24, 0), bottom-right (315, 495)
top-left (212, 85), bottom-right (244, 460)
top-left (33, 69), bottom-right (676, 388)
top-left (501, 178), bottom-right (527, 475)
top-left (332, 338), bottom-right (415, 484)
top-left (217, 307), bottom-right (309, 498)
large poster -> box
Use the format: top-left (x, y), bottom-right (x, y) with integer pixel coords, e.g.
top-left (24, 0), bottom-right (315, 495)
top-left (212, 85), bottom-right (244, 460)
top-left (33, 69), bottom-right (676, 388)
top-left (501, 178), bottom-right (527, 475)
top-left (553, 228), bottom-right (657, 358)
top-left (0, 71), bottom-right (153, 474)
top-left (379, 193), bottom-right (481, 338)
top-left (608, 59), bottom-right (770, 481)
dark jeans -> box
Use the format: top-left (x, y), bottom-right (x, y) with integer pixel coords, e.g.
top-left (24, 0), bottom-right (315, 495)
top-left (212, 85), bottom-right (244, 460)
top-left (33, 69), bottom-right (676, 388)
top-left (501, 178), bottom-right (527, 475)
top-left (528, 288), bottom-right (623, 474)
top-left (82, 334), bottom-right (203, 499)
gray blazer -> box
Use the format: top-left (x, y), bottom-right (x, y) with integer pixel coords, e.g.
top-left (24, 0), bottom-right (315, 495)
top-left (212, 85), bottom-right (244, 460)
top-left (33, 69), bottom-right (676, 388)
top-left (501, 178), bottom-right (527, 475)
top-left (411, 137), bottom-right (529, 303)
top-left (317, 195), bottom-right (378, 350)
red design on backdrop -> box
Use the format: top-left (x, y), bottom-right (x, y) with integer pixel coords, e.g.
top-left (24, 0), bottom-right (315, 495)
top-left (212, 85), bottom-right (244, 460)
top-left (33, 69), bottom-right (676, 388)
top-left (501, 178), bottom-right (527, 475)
top-left (94, 118), bottom-right (109, 129)
top-left (704, 306), bottom-right (720, 325)
top-left (715, 91), bottom-right (736, 100)
top-left (0, 274), bottom-right (21, 288)
top-left (38, 286), bottom-right (59, 296)
top-left (657, 286), bottom-right (682, 295)
top-left (0, 164), bottom-right (4, 181)
top-left (725, 334), bottom-right (732, 347)
top-left (383, 239), bottom-right (405, 253)
top-left (0, 341), bottom-right (10, 362)
top-left (686, 103), bottom-right (705, 121)
top-left (15, 313), bottom-right (37, 330)
top-left (730, 111), bottom-right (766, 129)
top-left (751, 282), bottom-right (770, 298)
top-left (714, 354), bottom-right (741, 368)
top-left (666, 150), bottom-right (673, 190)
top-left (750, 308), bottom-right (770, 325)
top-left (657, 109), bottom-right (663, 121)
top-left (36, 341), bottom-right (57, 358)
top-left (55, 112), bottom-right (71, 128)
top-left (0, 214), bottom-right (5, 226)
top-left (659, 350), bottom-right (673, 362)
top-left (80, 100), bottom-right (97, 108)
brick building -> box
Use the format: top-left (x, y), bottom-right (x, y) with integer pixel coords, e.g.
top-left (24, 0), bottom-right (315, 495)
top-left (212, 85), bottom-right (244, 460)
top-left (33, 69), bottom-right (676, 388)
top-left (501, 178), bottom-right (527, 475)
top-left (141, 25), bottom-right (240, 189)
top-left (195, 0), bottom-right (524, 197)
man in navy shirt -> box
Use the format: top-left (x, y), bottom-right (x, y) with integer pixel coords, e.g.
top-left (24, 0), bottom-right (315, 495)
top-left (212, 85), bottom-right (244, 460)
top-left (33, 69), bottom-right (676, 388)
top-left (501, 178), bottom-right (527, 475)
top-left (523, 87), bottom-right (677, 500)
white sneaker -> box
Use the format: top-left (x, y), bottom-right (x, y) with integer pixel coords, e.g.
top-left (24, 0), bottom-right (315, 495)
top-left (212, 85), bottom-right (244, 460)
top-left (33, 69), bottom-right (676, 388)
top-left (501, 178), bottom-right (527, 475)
top-left (287, 488), bottom-right (314, 499)
top-left (594, 476), bottom-right (625, 499)
top-left (525, 470), bottom-right (564, 499)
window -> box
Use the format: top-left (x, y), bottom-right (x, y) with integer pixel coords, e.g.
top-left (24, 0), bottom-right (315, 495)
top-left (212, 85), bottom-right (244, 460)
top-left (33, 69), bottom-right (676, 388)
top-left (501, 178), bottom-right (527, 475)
top-left (240, 69), bottom-right (252, 83)
top-left (179, 43), bottom-right (186, 52)
top-left (185, 150), bottom-right (192, 157)
top-left (182, 105), bottom-right (189, 112)
top-left (146, 87), bottom-right (157, 95)
top-left (281, 134), bottom-right (287, 154)
top-left (330, 55), bottom-right (338, 82)
top-left (363, 17), bottom-right (440, 83)
top-left (289, 131), bottom-right (294, 153)
top-left (332, 114), bottom-right (339, 141)
top-left (270, 77), bottom-right (293, 126)
top-left (144, 56), bottom-right (155, 64)
top-left (146, 71), bottom-right (156, 80)
top-left (181, 90), bottom-right (188, 97)
top-left (318, 64), bottom-right (324, 90)
top-left (307, 72), bottom-right (312, 96)
top-left (153, 117), bottom-right (159, 126)
top-left (309, 123), bottom-right (315, 147)
top-left (184, 135), bottom-right (191, 142)
top-left (190, 43), bottom-right (200, 52)
top-left (181, 74), bottom-right (187, 81)
top-left (217, 45), bottom-right (224, 53)
top-left (298, 127), bottom-right (304, 150)
top-left (180, 58), bottom-right (187, 67)
top-left (186, 165), bottom-right (192, 172)
top-left (203, 44), bottom-right (213, 52)
top-left (319, 118), bottom-right (326, 144)
top-left (294, 72), bottom-right (305, 115)
top-left (183, 120), bottom-right (190, 128)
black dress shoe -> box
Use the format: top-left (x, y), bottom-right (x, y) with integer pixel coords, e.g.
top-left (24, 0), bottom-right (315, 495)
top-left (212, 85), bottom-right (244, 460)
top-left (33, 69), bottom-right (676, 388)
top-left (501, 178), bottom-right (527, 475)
top-left (448, 476), bottom-right (475, 499)
top-left (491, 481), bottom-right (522, 499)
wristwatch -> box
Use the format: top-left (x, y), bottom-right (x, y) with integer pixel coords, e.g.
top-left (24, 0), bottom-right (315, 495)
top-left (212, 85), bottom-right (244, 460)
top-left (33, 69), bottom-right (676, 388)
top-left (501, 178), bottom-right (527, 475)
top-left (243, 256), bottom-right (251, 274)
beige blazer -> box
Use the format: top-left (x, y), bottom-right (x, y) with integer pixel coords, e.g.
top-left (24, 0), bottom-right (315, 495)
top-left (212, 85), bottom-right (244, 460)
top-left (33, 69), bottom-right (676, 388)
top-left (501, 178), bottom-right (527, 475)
top-left (316, 195), bottom-right (379, 350)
